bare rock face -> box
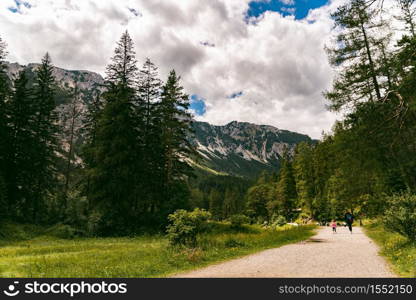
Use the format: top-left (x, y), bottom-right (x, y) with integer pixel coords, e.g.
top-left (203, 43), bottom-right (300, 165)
top-left (191, 121), bottom-right (313, 178)
top-left (5, 62), bottom-right (105, 90)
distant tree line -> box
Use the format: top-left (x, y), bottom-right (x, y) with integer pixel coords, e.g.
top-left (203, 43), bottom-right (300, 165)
top-left (188, 173), bottom-right (251, 220)
top-left (0, 31), bottom-right (194, 234)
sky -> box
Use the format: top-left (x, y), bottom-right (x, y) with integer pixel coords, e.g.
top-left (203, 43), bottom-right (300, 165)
top-left (0, 0), bottom-right (353, 138)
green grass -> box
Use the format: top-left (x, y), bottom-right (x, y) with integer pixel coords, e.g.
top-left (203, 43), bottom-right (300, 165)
top-left (364, 220), bottom-right (416, 278)
top-left (0, 223), bottom-right (316, 278)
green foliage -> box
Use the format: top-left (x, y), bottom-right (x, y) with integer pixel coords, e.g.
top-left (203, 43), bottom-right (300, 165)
top-left (166, 209), bottom-right (211, 247)
top-left (293, 142), bottom-right (315, 214)
top-left (189, 173), bottom-right (250, 220)
top-left (229, 214), bottom-right (250, 229)
top-left (324, 0), bottom-right (387, 108)
top-left (383, 193), bottom-right (416, 241)
top-left (246, 184), bottom-right (273, 221)
top-left (272, 215), bottom-right (287, 227)
top-left (273, 156), bottom-right (297, 220)
top-left (245, 155), bottom-right (298, 223)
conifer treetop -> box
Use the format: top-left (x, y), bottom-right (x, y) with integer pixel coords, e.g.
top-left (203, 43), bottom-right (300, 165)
top-left (106, 30), bottom-right (138, 88)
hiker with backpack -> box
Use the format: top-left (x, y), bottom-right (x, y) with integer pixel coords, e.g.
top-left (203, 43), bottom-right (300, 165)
top-left (344, 211), bottom-right (354, 234)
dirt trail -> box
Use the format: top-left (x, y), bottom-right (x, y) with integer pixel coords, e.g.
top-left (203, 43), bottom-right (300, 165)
top-left (172, 226), bottom-right (396, 278)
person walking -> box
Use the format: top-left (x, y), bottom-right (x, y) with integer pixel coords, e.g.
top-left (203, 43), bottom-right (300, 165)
top-left (344, 211), bottom-right (354, 234)
top-left (331, 220), bottom-right (337, 233)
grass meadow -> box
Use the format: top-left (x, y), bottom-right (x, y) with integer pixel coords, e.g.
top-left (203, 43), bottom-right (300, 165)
top-left (364, 221), bottom-right (416, 278)
top-left (0, 222), bottom-right (316, 278)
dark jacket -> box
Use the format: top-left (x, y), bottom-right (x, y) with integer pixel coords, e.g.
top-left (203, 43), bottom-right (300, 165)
top-left (345, 213), bottom-right (354, 224)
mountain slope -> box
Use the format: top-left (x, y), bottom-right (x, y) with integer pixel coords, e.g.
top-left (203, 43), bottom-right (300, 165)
top-left (191, 121), bottom-right (313, 178)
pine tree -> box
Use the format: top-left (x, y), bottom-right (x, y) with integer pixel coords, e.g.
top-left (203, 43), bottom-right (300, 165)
top-left (85, 31), bottom-right (141, 233)
top-left (137, 58), bottom-right (162, 139)
top-left (136, 58), bottom-right (163, 216)
top-left (31, 53), bottom-right (58, 222)
top-left (293, 142), bottom-right (315, 215)
top-left (106, 31), bottom-right (138, 88)
top-left (7, 70), bottom-right (35, 218)
top-left (273, 156), bottom-right (298, 220)
top-left (156, 70), bottom-right (194, 215)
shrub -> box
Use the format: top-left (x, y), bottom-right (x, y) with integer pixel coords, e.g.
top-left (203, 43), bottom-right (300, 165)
top-left (383, 193), bottom-right (416, 241)
top-left (229, 214), bottom-right (250, 229)
top-left (270, 215), bottom-right (287, 228)
top-left (166, 208), bottom-right (211, 247)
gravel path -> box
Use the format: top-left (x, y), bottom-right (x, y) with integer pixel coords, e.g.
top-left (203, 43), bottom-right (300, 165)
top-left (172, 226), bottom-right (396, 278)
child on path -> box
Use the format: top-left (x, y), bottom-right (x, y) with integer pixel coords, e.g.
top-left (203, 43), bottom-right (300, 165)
top-left (331, 220), bottom-right (337, 233)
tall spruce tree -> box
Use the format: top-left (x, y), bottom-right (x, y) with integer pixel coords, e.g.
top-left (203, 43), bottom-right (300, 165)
top-left (293, 142), bottom-right (315, 215)
top-left (85, 31), bottom-right (141, 233)
top-left (136, 58), bottom-right (162, 216)
top-left (273, 156), bottom-right (298, 220)
top-left (137, 58), bottom-right (162, 139)
top-left (7, 70), bottom-right (35, 219)
top-left (156, 70), bottom-right (194, 217)
top-left (31, 53), bottom-right (58, 222)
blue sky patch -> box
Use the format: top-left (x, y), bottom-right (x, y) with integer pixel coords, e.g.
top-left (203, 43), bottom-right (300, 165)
top-left (190, 95), bottom-right (207, 116)
top-left (246, 0), bottom-right (329, 20)
top-left (8, 0), bottom-right (31, 13)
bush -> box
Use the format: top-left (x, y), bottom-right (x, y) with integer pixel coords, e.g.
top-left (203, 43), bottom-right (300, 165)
top-left (166, 208), bottom-right (211, 247)
top-left (229, 214), bottom-right (250, 229)
top-left (383, 193), bottom-right (416, 241)
top-left (270, 215), bottom-right (287, 228)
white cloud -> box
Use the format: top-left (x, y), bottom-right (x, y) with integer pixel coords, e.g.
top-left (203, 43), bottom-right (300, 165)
top-left (0, 0), bottom-right (378, 139)
top-left (279, 0), bottom-right (295, 5)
